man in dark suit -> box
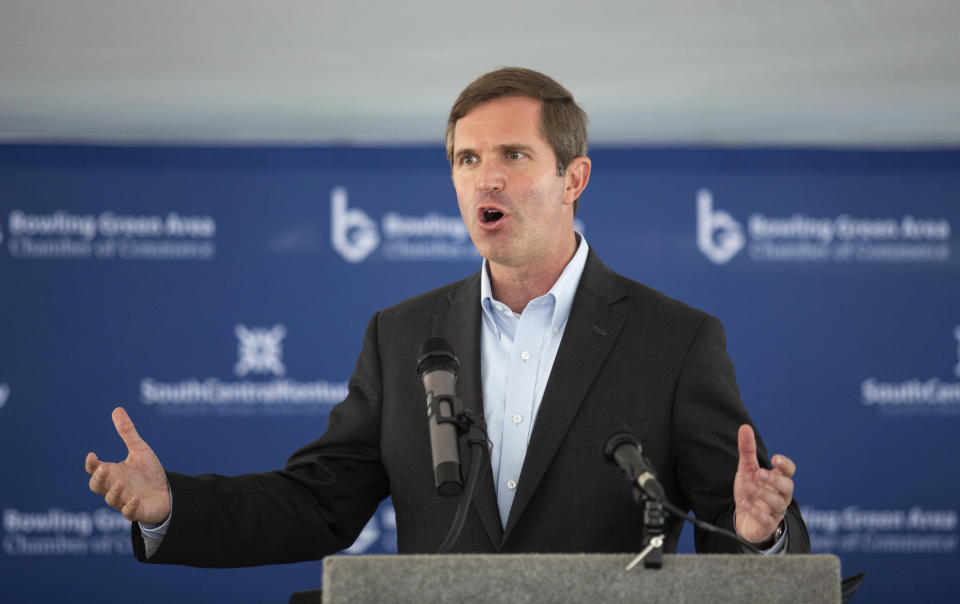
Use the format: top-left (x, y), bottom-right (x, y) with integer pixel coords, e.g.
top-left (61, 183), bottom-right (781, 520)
top-left (86, 67), bottom-right (809, 564)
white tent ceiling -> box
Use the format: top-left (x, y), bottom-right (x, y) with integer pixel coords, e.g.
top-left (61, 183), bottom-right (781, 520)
top-left (1, 0), bottom-right (958, 146)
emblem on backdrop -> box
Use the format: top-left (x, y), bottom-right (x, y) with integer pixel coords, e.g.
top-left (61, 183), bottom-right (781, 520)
top-left (331, 187), bottom-right (380, 263)
top-left (694, 189), bottom-right (951, 265)
top-left (696, 189), bottom-right (745, 264)
top-left (139, 324), bottom-right (347, 414)
top-left (234, 324), bottom-right (287, 377)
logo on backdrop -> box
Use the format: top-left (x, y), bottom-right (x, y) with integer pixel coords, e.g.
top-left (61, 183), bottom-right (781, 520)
top-left (860, 325), bottom-right (960, 416)
top-left (697, 189), bottom-right (746, 264)
top-left (0, 383), bottom-right (9, 410)
top-left (2, 210), bottom-right (216, 261)
top-left (330, 187), bottom-right (586, 263)
top-left (695, 189), bottom-right (952, 265)
top-left (234, 324), bottom-right (286, 377)
top-left (801, 505), bottom-right (958, 554)
top-left (139, 325), bottom-right (347, 415)
top-left (330, 186), bottom-right (475, 263)
top-left (2, 507), bottom-right (132, 557)
top-left (331, 187), bottom-right (381, 263)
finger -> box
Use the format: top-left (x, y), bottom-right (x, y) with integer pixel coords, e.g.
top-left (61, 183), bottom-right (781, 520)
top-left (758, 469), bottom-right (795, 500)
top-left (121, 495), bottom-right (141, 521)
top-left (88, 463), bottom-right (110, 495)
top-left (112, 407), bottom-right (145, 452)
top-left (85, 452), bottom-right (100, 475)
top-left (737, 424), bottom-right (759, 471)
top-left (771, 454), bottom-right (797, 478)
top-left (746, 482), bottom-right (789, 517)
top-left (104, 479), bottom-right (126, 509)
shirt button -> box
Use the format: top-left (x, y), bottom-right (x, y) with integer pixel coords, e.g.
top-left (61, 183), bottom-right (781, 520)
top-left (512, 414), bottom-right (522, 424)
top-left (521, 350), bottom-right (530, 360)
top-left (507, 480), bottom-right (517, 490)
top-left (552, 326), bottom-right (559, 334)
top-left (495, 303), bottom-right (504, 312)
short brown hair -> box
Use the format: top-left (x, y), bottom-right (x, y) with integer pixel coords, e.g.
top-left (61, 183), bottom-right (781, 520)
top-left (445, 67), bottom-right (588, 180)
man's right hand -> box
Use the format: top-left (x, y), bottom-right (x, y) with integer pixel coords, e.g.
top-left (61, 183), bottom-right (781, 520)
top-left (86, 407), bottom-right (170, 524)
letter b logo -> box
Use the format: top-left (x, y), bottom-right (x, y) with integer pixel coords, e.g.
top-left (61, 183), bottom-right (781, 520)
top-left (331, 187), bottom-right (380, 263)
top-left (697, 189), bottom-right (745, 265)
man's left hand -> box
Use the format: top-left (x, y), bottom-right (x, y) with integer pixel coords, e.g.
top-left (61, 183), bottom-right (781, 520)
top-left (733, 424), bottom-right (795, 545)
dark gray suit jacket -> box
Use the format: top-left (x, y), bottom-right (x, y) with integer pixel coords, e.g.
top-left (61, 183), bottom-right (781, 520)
top-left (134, 250), bottom-right (809, 566)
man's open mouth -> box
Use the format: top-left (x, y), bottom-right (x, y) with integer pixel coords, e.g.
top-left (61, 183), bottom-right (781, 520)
top-left (482, 209), bottom-right (504, 223)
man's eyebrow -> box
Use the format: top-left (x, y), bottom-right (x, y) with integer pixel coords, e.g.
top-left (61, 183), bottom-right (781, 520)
top-left (495, 144), bottom-right (536, 155)
top-left (453, 144), bottom-right (538, 162)
top-left (455, 144), bottom-right (536, 156)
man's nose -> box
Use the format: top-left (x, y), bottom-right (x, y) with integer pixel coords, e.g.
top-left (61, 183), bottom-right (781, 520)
top-left (475, 159), bottom-right (505, 193)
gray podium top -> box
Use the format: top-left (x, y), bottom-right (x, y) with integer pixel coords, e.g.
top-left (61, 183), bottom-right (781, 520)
top-left (322, 553), bottom-right (841, 603)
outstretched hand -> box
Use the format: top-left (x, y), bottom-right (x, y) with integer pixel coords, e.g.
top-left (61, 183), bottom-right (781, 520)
top-left (733, 424), bottom-right (795, 545)
top-left (86, 407), bottom-right (170, 524)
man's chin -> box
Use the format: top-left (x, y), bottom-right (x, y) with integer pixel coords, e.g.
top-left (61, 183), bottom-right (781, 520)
top-left (472, 236), bottom-right (512, 263)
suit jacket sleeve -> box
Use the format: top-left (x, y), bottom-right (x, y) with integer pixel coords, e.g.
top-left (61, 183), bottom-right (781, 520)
top-left (672, 314), bottom-right (809, 553)
top-left (132, 314), bottom-right (391, 567)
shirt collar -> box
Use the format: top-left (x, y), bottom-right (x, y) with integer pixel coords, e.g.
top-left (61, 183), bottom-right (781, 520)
top-left (480, 233), bottom-right (590, 326)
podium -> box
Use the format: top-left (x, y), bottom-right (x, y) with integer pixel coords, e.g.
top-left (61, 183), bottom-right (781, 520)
top-left (320, 553), bottom-right (841, 603)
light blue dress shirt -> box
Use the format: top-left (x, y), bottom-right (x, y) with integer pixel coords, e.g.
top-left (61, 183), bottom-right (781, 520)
top-left (479, 236), bottom-right (590, 527)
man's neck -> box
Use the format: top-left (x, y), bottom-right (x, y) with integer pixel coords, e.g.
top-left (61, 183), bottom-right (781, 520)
top-left (488, 235), bottom-right (578, 314)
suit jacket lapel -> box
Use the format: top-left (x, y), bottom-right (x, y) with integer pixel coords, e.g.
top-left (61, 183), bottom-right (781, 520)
top-left (434, 273), bottom-right (504, 549)
top-left (502, 251), bottom-right (627, 543)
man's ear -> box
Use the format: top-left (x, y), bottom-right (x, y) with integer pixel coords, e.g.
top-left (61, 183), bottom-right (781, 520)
top-left (563, 156), bottom-right (591, 207)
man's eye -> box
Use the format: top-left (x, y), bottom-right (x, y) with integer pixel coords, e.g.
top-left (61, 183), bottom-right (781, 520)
top-left (461, 156), bottom-right (478, 166)
top-left (507, 151), bottom-right (526, 160)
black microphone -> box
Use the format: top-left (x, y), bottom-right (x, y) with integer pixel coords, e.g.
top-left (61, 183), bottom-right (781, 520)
top-left (604, 433), bottom-right (666, 502)
top-left (417, 337), bottom-right (463, 496)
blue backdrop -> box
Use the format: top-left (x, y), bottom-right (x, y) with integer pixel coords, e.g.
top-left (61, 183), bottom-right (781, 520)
top-left (1, 144), bottom-right (958, 602)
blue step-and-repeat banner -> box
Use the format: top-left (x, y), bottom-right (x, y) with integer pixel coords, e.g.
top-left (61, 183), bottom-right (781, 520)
top-left (1, 144), bottom-right (958, 602)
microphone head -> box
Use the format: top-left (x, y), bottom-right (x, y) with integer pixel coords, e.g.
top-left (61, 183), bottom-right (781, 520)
top-left (417, 337), bottom-right (460, 377)
top-left (603, 432), bottom-right (642, 462)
